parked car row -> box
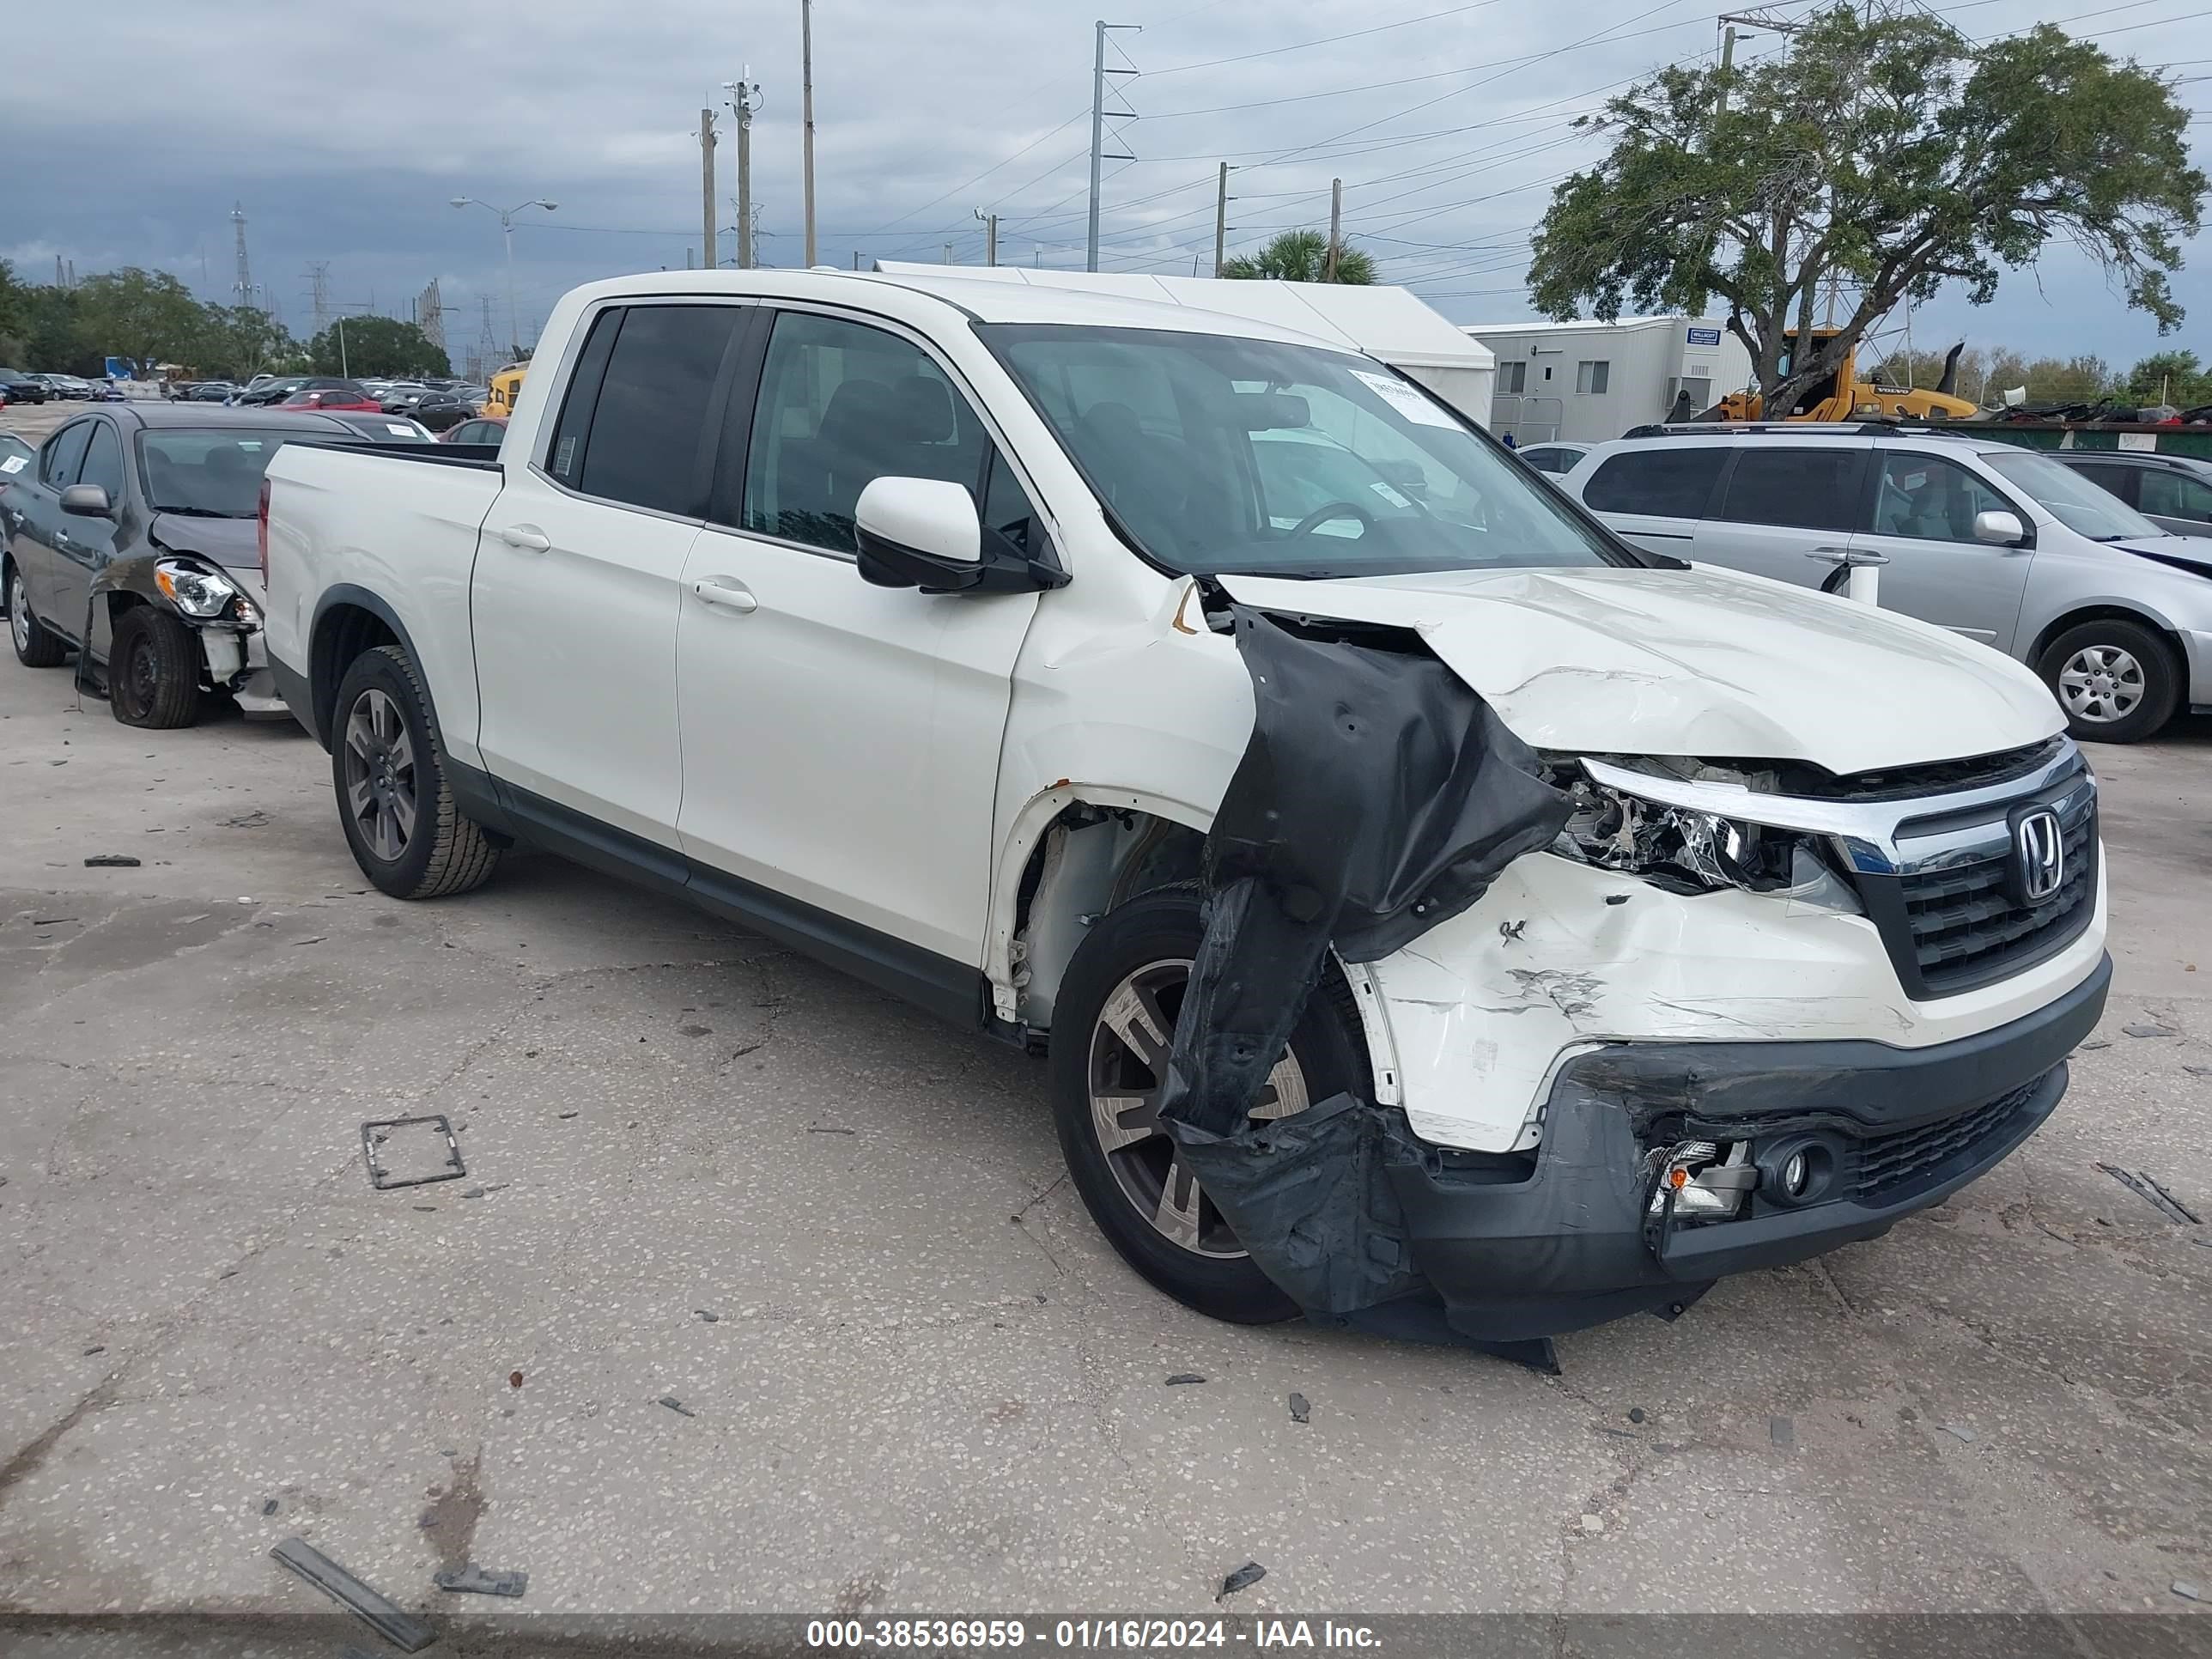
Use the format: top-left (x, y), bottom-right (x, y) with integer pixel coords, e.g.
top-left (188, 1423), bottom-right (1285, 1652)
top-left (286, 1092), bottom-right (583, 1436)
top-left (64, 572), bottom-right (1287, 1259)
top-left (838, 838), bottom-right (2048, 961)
top-left (2, 404), bottom-right (436, 727)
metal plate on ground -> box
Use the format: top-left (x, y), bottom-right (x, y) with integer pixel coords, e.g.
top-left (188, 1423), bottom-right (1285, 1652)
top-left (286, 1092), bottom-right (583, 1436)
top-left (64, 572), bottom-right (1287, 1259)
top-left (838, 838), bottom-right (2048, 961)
top-left (361, 1115), bottom-right (465, 1191)
top-left (269, 1536), bottom-right (436, 1652)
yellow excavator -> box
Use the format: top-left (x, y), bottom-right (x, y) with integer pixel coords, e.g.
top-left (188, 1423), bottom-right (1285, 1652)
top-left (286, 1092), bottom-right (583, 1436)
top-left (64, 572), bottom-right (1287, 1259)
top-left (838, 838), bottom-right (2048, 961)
top-left (1715, 331), bottom-right (1977, 422)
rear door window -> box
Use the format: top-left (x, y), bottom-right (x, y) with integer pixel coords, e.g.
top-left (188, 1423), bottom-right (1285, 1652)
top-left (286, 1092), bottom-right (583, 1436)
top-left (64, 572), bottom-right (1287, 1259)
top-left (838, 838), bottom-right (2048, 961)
top-left (1713, 447), bottom-right (1866, 532)
top-left (40, 422), bottom-right (94, 489)
top-left (1583, 447), bottom-right (1725, 518)
top-left (564, 303), bottom-right (746, 518)
top-left (2137, 467), bottom-right (2212, 524)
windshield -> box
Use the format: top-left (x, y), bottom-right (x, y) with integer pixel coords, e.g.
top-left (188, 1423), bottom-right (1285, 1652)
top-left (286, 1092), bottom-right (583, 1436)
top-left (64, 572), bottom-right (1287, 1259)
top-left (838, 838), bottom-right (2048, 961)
top-left (979, 324), bottom-right (1633, 579)
top-left (138, 429), bottom-right (298, 516)
top-left (1983, 449), bottom-right (2164, 542)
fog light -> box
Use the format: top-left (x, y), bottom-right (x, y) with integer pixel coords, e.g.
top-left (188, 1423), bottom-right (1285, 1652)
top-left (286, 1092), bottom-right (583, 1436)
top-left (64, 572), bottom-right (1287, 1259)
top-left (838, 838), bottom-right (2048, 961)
top-left (1755, 1135), bottom-right (1837, 1207)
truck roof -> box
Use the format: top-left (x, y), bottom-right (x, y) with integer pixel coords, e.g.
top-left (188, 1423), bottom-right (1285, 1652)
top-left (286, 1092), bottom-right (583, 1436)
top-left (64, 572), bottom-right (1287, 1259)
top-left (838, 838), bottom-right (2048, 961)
top-left (559, 267), bottom-right (1362, 353)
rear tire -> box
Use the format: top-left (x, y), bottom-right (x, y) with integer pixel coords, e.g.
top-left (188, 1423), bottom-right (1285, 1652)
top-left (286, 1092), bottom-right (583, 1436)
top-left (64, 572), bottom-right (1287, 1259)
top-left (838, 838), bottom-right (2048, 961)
top-left (1048, 886), bottom-right (1370, 1325)
top-left (107, 607), bottom-right (202, 727)
top-left (7, 562), bottom-right (70, 668)
top-left (2035, 617), bottom-right (2180, 744)
top-left (331, 644), bottom-right (501, 899)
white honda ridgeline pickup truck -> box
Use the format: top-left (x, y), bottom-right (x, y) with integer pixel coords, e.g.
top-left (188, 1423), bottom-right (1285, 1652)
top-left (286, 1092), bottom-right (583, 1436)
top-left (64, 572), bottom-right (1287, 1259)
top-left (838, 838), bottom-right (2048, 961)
top-left (262, 270), bottom-right (2110, 1347)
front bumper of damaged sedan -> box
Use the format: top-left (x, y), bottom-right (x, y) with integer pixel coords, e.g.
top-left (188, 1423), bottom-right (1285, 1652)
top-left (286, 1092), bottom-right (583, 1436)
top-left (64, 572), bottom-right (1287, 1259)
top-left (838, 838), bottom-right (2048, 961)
top-left (1378, 954), bottom-right (2110, 1341)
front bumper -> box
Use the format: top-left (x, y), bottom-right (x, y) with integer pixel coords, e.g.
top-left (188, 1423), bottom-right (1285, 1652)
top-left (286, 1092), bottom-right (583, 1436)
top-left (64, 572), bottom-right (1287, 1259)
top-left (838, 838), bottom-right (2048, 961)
top-left (1381, 952), bottom-right (2109, 1340)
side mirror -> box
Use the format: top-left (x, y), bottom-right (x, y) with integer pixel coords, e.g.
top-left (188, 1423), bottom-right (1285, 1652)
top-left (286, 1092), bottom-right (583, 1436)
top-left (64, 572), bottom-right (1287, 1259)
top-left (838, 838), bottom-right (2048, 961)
top-left (1972, 508), bottom-right (2027, 546)
top-left (60, 483), bottom-right (113, 518)
top-left (854, 477), bottom-right (982, 590)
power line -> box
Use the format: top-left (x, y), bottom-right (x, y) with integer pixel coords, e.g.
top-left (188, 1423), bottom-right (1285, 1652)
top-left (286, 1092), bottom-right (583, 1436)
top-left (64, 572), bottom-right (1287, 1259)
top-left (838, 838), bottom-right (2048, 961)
top-left (1136, 0), bottom-right (1513, 78)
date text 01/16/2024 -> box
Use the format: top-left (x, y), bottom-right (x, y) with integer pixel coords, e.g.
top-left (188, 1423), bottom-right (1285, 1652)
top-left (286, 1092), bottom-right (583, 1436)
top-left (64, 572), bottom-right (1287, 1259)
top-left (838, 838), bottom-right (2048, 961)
top-left (804, 1620), bottom-right (1384, 1650)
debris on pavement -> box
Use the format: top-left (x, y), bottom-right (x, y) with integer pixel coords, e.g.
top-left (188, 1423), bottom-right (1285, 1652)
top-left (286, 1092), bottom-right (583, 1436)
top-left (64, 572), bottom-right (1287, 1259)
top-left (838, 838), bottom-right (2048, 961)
top-left (696, 1309), bottom-right (720, 1323)
top-left (2122, 1024), bottom-right (2176, 1038)
top-left (659, 1395), bottom-right (696, 1418)
top-left (360, 1115), bottom-right (465, 1191)
top-left (2096, 1164), bottom-right (2202, 1225)
top-left (1216, 1562), bottom-right (1266, 1601)
top-left (435, 1564), bottom-right (529, 1598)
top-left (508, 1371), bottom-right (524, 1389)
top-left (1579, 1514), bottom-right (1606, 1535)
top-left (1627, 1407), bottom-right (1646, 1424)
top-left (1770, 1416), bottom-right (1795, 1448)
top-left (1164, 1373), bottom-right (1206, 1386)
top-left (268, 1536), bottom-right (435, 1654)
top-left (82, 854), bottom-right (141, 867)
top-left (1940, 1423), bottom-right (1978, 1444)
top-left (2077, 1039), bottom-right (2111, 1051)
top-left (261, 1498), bottom-right (279, 1516)
top-left (2184, 1064), bottom-right (2212, 1077)
top-left (2174, 1582), bottom-right (2204, 1602)
top-left (1288, 1392), bottom-right (1310, 1424)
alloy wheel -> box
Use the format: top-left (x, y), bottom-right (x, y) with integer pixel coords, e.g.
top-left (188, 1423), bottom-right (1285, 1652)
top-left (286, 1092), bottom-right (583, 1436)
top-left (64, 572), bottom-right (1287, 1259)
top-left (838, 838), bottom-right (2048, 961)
top-left (342, 688), bottom-right (419, 863)
top-left (8, 573), bottom-right (27, 654)
top-left (2057, 644), bottom-right (2145, 724)
top-left (1085, 957), bottom-right (1310, 1259)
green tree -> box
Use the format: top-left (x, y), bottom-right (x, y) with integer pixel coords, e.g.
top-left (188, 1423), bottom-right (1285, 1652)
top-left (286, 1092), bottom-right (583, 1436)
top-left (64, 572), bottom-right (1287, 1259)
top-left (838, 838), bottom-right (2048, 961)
top-left (1221, 229), bottom-right (1378, 284)
top-left (191, 305), bottom-right (297, 380)
top-left (305, 316), bottom-right (451, 379)
top-left (72, 267), bottom-right (206, 376)
top-left (2122, 348), bottom-right (2208, 405)
top-left (1528, 5), bottom-right (2205, 420)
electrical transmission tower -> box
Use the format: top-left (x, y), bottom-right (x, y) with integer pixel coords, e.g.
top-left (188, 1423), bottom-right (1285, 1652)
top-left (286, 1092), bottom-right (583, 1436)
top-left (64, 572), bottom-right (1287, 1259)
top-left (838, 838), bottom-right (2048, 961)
top-left (417, 279), bottom-right (447, 356)
top-left (232, 203), bottom-right (255, 310)
top-left (477, 297), bottom-right (499, 376)
top-left (305, 262), bottom-right (331, 335)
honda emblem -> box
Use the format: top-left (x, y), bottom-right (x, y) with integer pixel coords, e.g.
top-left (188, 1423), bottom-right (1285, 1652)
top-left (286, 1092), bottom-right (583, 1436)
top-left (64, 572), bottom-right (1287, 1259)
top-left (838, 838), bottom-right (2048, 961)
top-left (2013, 808), bottom-right (2064, 904)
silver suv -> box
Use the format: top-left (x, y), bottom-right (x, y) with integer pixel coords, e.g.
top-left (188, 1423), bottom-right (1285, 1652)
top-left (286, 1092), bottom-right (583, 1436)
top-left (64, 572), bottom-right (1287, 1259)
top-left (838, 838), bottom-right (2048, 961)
top-left (1562, 422), bottom-right (2212, 743)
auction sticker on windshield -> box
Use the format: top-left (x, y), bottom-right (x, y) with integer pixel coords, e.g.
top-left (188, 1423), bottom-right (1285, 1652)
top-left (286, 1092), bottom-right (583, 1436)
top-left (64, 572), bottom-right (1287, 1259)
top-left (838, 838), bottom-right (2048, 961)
top-left (1352, 368), bottom-right (1457, 428)
top-left (0, 456), bottom-right (26, 475)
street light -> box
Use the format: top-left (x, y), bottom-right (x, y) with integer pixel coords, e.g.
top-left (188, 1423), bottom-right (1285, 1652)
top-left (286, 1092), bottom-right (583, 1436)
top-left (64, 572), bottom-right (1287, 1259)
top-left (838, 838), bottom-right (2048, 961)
top-left (450, 196), bottom-right (557, 360)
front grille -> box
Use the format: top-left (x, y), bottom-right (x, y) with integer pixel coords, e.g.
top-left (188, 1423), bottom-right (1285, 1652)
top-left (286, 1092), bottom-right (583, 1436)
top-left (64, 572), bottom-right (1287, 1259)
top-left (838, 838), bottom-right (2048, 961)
top-left (1899, 787), bottom-right (2097, 994)
top-left (1854, 1079), bottom-right (2041, 1205)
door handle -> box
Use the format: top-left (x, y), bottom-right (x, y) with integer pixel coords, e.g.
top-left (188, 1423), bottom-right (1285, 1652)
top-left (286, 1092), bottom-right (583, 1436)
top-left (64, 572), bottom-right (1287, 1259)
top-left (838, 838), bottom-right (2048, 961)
top-left (498, 525), bottom-right (551, 552)
top-left (1807, 546), bottom-right (1889, 566)
top-left (690, 577), bottom-right (758, 613)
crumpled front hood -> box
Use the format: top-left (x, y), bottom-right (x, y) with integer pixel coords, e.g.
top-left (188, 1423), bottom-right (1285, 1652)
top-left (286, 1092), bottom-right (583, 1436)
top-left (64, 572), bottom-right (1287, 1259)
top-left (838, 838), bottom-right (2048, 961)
top-left (149, 513), bottom-right (259, 571)
top-left (1217, 563), bottom-right (2062, 776)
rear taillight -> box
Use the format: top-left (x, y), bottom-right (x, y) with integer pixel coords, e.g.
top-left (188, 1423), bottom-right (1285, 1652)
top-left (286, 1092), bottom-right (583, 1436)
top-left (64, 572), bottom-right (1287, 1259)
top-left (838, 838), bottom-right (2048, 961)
top-left (257, 477), bottom-right (271, 588)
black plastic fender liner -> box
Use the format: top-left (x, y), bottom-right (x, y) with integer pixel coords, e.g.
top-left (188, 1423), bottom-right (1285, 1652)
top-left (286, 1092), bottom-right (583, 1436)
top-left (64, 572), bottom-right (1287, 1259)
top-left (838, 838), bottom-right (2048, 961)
top-left (1156, 603), bottom-right (1573, 1324)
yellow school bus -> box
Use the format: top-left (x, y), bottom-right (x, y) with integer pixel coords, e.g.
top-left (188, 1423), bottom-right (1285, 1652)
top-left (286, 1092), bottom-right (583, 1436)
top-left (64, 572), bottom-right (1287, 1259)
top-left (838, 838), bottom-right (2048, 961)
top-left (486, 363), bottom-right (527, 417)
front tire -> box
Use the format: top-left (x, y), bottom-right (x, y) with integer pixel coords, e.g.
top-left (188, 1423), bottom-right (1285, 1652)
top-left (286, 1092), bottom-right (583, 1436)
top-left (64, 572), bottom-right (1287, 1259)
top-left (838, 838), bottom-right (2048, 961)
top-left (107, 607), bottom-right (202, 727)
top-left (2036, 617), bottom-right (2180, 744)
top-left (7, 562), bottom-right (70, 668)
top-left (1048, 887), bottom-right (1370, 1324)
top-left (331, 644), bottom-right (501, 899)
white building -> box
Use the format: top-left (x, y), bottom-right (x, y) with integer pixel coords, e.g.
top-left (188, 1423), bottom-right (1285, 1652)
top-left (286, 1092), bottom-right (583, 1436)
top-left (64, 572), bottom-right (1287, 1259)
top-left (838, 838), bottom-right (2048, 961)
top-left (872, 263), bottom-right (1496, 429)
top-left (1463, 316), bottom-right (1753, 445)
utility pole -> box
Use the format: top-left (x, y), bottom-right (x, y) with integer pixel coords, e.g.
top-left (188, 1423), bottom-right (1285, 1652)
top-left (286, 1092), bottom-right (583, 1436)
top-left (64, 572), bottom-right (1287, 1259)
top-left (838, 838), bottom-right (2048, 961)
top-left (725, 71), bottom-right (762, 270)
top-left (1325, 178), bottom-right (1343, 282)
top-left (976, 209), bottom-right (998, 266)
top-left (1085, 19), bottom-right (1140, 272)
top-left (305, 262), bottom-right (331, 336)
top-left (801, 0), bottom-right (817, 267)
top-left (1212, 161), bottom-right (1234, 276)
top-left (700, 108), bottom-right (719, 272)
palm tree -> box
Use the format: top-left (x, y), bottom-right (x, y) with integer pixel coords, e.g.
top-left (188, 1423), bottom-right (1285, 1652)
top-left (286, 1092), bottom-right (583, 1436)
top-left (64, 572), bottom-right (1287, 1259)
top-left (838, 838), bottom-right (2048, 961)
top-left (1219, 229), bottom-right (1378, 284)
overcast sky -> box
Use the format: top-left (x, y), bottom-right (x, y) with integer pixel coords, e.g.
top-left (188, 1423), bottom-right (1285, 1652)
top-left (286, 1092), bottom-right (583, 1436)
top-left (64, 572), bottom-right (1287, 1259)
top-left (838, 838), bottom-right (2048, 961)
top-left (5, 0), bottom-right (2209, 371)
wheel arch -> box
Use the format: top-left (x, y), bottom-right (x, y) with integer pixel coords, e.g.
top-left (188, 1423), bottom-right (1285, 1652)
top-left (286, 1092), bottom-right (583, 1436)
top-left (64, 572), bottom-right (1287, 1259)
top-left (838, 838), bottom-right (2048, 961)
top-left (2026, 603), bottom-right (2189, 678)
top-left (306, 586), bottom-right (419, 750)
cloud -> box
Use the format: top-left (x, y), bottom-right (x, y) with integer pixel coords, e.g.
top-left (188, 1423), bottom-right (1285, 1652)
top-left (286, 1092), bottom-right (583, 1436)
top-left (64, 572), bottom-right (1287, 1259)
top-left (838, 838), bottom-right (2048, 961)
top-left (4, 0), bottom-right (2206, 365)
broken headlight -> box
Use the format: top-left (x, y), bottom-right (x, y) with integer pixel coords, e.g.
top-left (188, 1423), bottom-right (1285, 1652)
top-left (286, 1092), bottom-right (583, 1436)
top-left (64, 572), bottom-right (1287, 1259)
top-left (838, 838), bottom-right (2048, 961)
top-left (155, 559), bottom-right (240, 619)
top-left (1543, 760), bottom-right (1859, 909)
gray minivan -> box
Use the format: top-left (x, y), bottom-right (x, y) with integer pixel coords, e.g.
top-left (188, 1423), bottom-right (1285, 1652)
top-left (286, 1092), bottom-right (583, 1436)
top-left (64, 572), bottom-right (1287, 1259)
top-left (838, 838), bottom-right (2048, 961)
top-left (1563, 423), bottom-right (2212, 743)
